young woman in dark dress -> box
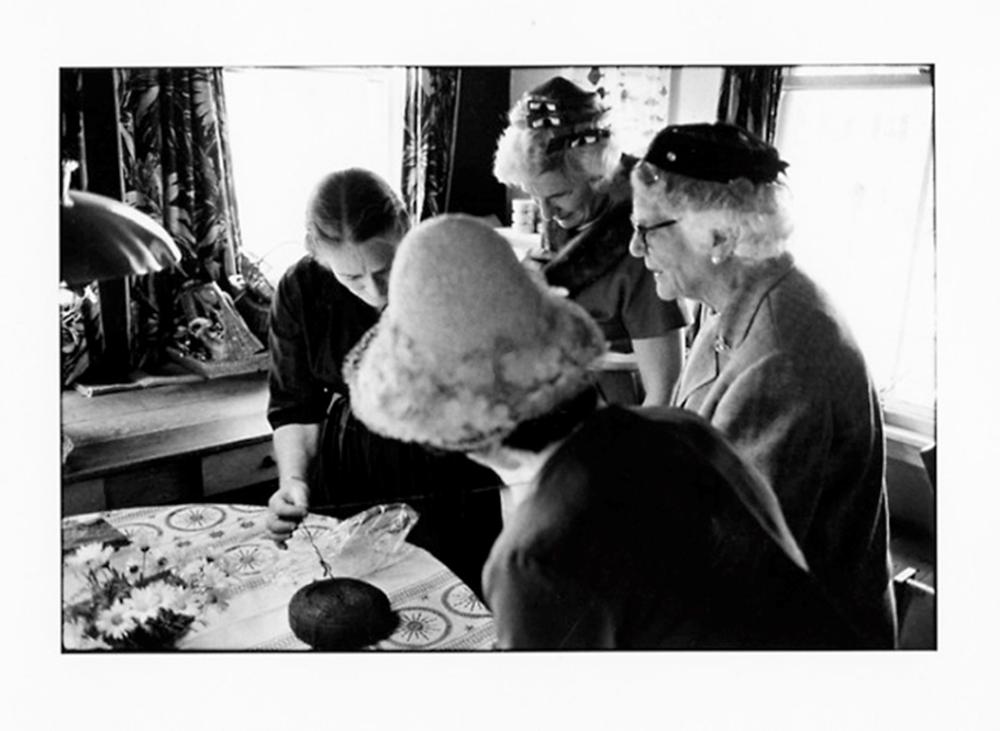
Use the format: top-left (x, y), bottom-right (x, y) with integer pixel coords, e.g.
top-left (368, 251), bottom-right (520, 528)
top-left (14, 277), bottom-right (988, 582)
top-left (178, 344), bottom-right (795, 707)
top-left (263, 168), bottom-right (500, 595)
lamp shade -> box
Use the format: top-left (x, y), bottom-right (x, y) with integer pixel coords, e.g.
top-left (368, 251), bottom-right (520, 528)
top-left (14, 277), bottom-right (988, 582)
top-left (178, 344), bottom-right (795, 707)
top-left (60, 190), bottom-right (182, 286)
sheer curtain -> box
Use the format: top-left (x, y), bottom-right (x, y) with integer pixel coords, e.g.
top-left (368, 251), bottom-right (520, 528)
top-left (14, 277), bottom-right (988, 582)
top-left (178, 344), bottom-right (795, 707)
top-left (774, 67), bottom-right (934, 420)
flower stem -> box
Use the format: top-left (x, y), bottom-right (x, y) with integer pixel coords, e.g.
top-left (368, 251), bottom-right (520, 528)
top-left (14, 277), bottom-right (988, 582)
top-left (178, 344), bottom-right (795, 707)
top-left (298, 520), bottom-right (334, 578)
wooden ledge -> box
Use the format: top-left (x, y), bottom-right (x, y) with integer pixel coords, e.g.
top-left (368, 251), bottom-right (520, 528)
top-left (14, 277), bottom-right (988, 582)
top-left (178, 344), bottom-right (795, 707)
top-left (61, 373), bottom-right (271, 483)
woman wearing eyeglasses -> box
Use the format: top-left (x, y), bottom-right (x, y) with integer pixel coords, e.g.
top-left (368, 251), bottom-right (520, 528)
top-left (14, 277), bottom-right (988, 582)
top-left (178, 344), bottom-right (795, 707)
top-left (493, 76), bottom-right (687, 407)
top-left (345, 214), bottom-right (871, 649)
top-left (629, 123), bottom-right (897, 647)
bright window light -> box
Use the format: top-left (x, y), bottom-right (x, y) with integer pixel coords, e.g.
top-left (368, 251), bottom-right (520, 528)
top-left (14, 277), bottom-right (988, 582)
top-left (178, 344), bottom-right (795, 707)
top-left (776, 66), bottom-right (934, 426)
top-left (223, 67), bottom-right (406, 283)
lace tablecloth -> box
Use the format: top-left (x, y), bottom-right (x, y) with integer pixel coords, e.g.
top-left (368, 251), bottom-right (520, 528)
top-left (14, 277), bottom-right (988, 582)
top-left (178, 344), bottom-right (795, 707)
top-left (62, 503), bottom-right (496, 651)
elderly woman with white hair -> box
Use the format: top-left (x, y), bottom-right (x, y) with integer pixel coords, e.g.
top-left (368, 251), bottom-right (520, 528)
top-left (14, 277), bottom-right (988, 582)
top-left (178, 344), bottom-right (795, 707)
top-left (345, 213), bottom-right (869, 649)
top-left (493, 76), bottom-right (687, 407)
top-left (628, 122), bottom-right (897, 647)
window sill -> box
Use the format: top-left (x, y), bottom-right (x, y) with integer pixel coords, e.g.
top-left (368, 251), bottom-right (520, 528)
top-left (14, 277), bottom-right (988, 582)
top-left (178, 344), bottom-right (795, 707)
top-left (883, 399), bottom-right (934, 469)
top-left (885, 424), bottom-right (933, 469)
top-left (62, 373), bottom-right (271, 482)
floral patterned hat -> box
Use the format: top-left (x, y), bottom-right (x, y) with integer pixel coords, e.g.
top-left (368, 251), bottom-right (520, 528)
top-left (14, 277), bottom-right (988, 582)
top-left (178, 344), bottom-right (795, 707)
top-left (344, 214), bottom-right (607, 452)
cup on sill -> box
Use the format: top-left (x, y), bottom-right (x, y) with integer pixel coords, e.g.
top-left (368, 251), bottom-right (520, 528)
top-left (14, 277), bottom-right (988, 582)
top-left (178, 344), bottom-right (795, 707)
top-left (511, 199), bottom-right (538, 234)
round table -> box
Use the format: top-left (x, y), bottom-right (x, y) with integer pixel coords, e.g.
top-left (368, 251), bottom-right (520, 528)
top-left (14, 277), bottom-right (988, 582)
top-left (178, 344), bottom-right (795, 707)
top-left (62, 503), bottom-right (496, 651)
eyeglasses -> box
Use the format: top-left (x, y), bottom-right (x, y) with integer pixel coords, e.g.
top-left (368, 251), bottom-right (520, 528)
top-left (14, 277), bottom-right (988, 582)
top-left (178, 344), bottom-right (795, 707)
top-left (631, 218), bottom-right (677, 250)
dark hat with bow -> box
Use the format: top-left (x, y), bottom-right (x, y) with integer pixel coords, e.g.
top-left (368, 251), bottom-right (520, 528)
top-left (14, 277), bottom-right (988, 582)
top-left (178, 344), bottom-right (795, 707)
top-left (520, 76), bottom-right (611, 154)
top-left (642, 122), bottom-right (789, 184)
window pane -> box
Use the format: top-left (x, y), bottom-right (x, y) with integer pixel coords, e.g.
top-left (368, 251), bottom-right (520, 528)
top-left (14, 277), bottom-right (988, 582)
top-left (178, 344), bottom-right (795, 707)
top-left (776, 78), bottom-right (935, 415)
top-left (223, 67), bottom-right (405, 282)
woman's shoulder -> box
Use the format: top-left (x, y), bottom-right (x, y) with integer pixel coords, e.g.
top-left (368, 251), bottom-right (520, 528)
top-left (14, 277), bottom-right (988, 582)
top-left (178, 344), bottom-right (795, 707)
top-left (279, 255), bottom-right (328, 286)
top-left (740, 266), bottom-right (872, 390)
top-left (545, 405), bottom-right (711, 483)
top-left (277, 256), bottom-right (351, 301)
top-left (763, 266), bottom-right (864, 351)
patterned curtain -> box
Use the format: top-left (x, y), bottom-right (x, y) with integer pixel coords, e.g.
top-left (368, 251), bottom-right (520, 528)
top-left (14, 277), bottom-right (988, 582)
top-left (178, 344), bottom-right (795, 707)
top-left (116, 68), bottom-right (246, 368)
top-left (575, 66), bottom-right (673, 156)
top-left (401, 68), bottom-right (460, 222)
top-left (716, 66), bottom-right (785, 143)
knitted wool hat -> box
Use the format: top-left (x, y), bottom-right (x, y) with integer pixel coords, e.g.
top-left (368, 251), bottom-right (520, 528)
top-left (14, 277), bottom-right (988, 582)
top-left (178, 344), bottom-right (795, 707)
top-left (344, 214), bottom-right (607, 452)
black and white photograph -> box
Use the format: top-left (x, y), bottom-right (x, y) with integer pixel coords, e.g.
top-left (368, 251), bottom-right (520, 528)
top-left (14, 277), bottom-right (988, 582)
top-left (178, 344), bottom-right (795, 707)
top-left (4, 1), bottom-right (998, 729)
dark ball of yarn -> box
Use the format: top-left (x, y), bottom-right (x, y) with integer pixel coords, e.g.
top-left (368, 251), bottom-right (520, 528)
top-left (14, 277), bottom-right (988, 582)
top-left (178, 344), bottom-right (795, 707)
top-left (288, 578), bottom-right (398, 650)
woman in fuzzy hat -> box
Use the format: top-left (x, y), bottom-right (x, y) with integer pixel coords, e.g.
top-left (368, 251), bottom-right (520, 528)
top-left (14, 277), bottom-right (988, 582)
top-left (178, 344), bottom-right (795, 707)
top-left (345, 213), bottom-right (869, 649)
top-left (493, 76), bottom-right (687, 407)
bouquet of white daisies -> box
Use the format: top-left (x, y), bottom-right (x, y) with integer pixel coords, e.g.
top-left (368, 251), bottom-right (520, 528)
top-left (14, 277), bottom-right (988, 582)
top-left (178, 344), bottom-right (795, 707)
top-left (62, 539), bottom-right (239, 651)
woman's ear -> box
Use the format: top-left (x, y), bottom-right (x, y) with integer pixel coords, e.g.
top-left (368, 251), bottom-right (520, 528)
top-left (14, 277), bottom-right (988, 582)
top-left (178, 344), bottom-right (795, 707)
top-left (709, 228), bottom-right (737, 265)
top-left (304, 228), bottom-right (318, 256)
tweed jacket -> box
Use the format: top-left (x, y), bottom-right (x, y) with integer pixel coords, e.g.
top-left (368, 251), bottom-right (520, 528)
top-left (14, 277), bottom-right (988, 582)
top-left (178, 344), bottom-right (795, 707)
top-left (675, 253), bottom-right (896, 646)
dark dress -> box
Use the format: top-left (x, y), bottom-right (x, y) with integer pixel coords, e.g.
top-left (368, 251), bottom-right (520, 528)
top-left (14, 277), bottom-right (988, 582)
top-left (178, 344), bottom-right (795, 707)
top-left (267, 256), bottom-right (501, 596)
top-left (482, 406), bottom-right (872, 649)
top-left (541, 157), bottom-right (688, 404)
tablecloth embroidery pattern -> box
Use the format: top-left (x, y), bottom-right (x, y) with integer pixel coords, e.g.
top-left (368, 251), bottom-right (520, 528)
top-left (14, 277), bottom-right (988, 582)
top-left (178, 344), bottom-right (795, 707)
top-left (63, 504), bottom-right (496, 651)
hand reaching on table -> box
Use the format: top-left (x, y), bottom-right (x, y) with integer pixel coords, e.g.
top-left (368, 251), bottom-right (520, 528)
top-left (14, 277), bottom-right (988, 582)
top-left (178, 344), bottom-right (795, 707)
top-left (266, 478), bottom-right (310, 548)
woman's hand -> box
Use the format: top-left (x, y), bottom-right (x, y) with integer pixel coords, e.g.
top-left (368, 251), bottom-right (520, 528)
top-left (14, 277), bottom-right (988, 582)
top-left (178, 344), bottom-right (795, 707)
top-left (269, 423), bottom-right (321, 546)
top-left (632, 332), bottom-right (684, 407)
top-left (266, 478), bottom-right (310, 547)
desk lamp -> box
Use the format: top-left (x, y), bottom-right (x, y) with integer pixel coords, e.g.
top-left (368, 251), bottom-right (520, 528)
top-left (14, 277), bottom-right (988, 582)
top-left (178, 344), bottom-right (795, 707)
top-left (60, 187), bottom-right (181, 286)
top-left (59, 163), bottom-right (184, 402)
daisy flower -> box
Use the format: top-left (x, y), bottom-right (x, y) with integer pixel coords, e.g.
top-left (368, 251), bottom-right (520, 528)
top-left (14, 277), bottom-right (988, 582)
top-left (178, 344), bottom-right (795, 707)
top-left (163, 586), bottom-right (200, 617)
top-left (126, 583), bottom-right (170, 624)
top-left (66, 542), bottom-right (113, 568)
top-left (177, 558), bottom-right (203, 584)
top-left (204, 558), bottom-right (234, 584)
top-left (95, 600), bottom-right (138, 640)
top-left (155, 582), bottom-right (199, 617)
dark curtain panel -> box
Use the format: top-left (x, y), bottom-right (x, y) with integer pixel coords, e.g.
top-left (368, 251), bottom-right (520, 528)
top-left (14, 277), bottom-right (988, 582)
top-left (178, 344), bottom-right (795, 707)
top-left (116, 68), bottom-right (246, 368)
top-left (60, 71), bottom-right (86, 190)
top-left (60, 70), bottom-right (98, 384)
top-left (401, 68), bottom-right (460, 222)
top-left (716, 66), bottom-right (785, 143)
top-left (447, 67), bottom-right (509, 222)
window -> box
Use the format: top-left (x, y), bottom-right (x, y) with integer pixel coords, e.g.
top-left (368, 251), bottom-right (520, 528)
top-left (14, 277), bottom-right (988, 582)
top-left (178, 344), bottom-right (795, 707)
top-left (222, 66), bottom-right (406, 284)
top-left (515, 67), bottom-right (673, 157)
top-left (775, 66), bottom-right (935, 432)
